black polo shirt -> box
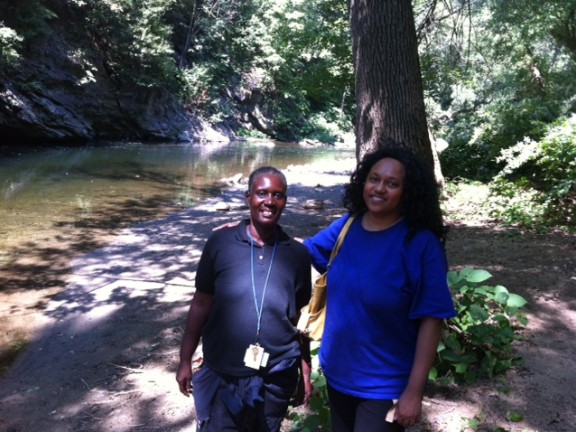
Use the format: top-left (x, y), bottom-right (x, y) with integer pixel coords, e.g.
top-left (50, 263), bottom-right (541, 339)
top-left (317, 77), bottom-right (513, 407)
top-left (195, 219), bottom-right (311, 377)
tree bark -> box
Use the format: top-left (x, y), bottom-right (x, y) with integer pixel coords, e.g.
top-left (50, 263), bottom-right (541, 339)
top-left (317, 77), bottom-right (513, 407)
top-left (349, 0), bottom-right (436, 173)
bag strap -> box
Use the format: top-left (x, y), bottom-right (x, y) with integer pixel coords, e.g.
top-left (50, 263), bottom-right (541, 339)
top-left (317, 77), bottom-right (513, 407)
top-left (327, 215), bottom-right (356, 267)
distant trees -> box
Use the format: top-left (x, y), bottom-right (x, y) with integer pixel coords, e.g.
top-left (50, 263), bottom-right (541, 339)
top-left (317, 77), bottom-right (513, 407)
top-left (415, 0), bottom-right (576, 181)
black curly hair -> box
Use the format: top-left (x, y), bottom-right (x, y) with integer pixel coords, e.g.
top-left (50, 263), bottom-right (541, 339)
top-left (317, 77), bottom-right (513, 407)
top-left (343, 146), bottom-right (447, 244)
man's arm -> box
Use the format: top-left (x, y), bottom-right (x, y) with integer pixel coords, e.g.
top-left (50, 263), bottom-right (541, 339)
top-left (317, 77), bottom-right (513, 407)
top-left (176, 291), bottom-right (213, 397)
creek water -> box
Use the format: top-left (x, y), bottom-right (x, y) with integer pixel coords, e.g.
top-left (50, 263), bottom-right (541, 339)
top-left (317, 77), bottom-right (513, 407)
top-left (0, 140), bottom-right (353, 258)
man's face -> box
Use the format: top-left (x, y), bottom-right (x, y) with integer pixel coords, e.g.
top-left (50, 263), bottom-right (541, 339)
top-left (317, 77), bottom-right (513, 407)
top-left (246, 173), bottom-right (287, 229)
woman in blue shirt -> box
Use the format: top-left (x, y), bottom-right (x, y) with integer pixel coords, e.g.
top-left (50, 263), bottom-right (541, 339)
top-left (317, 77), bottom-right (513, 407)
top-left (305, 147), bottom-right (456, 431)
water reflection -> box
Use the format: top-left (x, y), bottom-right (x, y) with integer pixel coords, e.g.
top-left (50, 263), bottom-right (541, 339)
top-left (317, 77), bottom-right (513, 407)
top-left (0, 140), bottom-right (353, 253)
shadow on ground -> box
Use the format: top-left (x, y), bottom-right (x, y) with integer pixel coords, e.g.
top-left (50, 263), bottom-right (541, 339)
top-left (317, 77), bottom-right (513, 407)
top-left (426, 225), bottom-right (576, 432)
top-left (0, 181), bottom-right (345, 432)
top-left (1, 178), bottom-right (575, 432)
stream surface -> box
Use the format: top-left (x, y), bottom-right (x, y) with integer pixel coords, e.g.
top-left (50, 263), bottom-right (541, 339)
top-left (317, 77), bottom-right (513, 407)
top-left (0, 140), bottom-right (353, 258)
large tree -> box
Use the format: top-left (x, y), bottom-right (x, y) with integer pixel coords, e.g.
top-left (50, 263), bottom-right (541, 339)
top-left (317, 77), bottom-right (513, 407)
top-left (349, 0), bottom-right (438, 176)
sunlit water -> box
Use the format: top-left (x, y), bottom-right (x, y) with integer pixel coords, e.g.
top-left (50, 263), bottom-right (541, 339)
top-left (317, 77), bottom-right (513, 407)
top-left (0, 140), bottom-right (353, 256)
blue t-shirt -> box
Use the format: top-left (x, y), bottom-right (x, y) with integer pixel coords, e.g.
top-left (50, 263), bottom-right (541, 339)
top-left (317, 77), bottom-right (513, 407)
top-left (304, 215), bottom-right (456, 399)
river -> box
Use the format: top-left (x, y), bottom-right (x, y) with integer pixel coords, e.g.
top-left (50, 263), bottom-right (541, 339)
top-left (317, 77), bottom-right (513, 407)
top-left (0, 140), bottom-right (353, 268)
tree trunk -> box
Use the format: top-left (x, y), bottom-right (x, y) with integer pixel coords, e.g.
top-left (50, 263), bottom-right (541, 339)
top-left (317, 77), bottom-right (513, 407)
top-left (349, 0), bottom-right (437, 175)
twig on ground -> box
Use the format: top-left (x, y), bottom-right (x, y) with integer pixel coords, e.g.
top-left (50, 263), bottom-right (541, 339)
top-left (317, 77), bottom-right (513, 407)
top-left (106, 362), bottom-right (144, 373)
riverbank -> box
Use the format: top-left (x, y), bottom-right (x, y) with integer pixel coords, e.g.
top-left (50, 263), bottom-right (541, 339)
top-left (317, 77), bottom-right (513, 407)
top-left (1, 158), bottom-right (575, 432)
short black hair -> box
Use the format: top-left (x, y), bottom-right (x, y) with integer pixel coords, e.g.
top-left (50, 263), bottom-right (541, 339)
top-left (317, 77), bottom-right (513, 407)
top-left (247, 166), bottom-right (287, 193)
top-left (343, 147), bottom-right (447, 243)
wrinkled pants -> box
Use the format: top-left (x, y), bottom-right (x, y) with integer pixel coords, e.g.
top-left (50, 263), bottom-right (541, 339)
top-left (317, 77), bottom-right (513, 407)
top-left (193, 360), bottom-right (299, 432)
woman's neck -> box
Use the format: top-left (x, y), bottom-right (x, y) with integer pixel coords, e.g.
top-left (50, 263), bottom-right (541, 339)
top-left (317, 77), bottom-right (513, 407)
top-left (362, 212), bottom-right (403, 232)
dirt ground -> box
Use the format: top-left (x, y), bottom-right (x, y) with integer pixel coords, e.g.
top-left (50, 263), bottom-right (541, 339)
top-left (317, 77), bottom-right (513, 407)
top-left (0, 159), bottom-right (575, 432)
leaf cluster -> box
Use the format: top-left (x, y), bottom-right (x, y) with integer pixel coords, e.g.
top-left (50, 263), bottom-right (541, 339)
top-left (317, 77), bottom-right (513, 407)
top-left (487, 114), bottom-right (576, 231)
top-left (433, 268), bottom-right (528, 384)
top-left (288, 345), bottom-right (331, 431)
top-left (418, 1), bottom-right (576, 187)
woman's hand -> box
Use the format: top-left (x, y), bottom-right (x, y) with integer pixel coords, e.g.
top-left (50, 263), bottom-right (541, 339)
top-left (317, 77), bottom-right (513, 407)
top-left (394, 388), bottom-right (422, 427)
top-left (212, 221), bottom-right (240, 231)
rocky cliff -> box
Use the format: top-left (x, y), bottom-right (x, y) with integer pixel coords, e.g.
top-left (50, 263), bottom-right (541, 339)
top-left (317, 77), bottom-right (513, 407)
top-left (0, 8), bottom-right (236, 145)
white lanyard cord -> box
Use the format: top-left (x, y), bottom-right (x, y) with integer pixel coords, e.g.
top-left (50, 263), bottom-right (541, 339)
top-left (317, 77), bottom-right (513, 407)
top-left (249, 230), bottom-right (278, 343)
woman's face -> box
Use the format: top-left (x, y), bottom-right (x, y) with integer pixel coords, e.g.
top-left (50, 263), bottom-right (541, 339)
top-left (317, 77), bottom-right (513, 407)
top-left (362, 157), bottom-right (405, 220)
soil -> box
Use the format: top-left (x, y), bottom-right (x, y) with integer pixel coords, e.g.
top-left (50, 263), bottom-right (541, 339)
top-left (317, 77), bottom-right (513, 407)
top-left (0, 158), bottom-right (575, 432)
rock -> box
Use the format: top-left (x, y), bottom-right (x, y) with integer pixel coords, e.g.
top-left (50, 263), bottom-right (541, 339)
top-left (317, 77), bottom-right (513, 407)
top-left (214, 202), bottom-right (231, 211)
top-left (303, 199), bottom-right (324, 210)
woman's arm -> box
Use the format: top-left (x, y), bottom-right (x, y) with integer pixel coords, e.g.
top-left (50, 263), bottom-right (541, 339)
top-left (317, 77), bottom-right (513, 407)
top-left (394, 317), bottom-right (442, 427)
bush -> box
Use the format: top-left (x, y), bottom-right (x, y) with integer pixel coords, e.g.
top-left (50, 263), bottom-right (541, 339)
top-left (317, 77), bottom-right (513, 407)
top-left (289, 345), bottom-right (331, 431)
top-left (0, 25), bottom-right (23, 67)
top-left (488, 115), bottom-right (576, 231)
top-left (433, 268), bottom-right (528, 384)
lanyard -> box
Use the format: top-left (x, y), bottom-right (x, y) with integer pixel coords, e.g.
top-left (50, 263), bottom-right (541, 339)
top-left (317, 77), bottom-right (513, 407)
top-left (249, 230), bottom-right (278, 342)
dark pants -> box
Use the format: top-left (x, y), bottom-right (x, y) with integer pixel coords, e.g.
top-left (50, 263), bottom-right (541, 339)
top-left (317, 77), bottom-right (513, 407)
top-left (327, 383), bottom-right (405, 432)
top-left (197, 362), bottom-right (299, 432)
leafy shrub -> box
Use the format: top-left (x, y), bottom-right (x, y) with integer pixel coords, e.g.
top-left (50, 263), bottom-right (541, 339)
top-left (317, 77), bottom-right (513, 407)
top-left (0, 25), bottom-right (23, 67)
top-left (488, 115), bottom-right (576, 231)
top-left (289, 345), bottom-right (331, 431)
top-left (298, 110), bottom-right (353, 144)
top-left (486, 178), bottom-right (549, 231)
top-left (433, 268), bottom-right (528, 384)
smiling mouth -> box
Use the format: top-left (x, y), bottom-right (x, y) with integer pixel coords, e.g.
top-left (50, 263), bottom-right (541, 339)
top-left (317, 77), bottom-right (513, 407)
top-left (261, 209), bottom-right (276, 217)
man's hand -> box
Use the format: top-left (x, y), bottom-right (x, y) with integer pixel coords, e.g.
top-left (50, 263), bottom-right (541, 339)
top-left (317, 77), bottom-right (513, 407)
top-left (292, 374), bottom-right (314, 406)
top-left (176, 361), bottom-right (192, 397)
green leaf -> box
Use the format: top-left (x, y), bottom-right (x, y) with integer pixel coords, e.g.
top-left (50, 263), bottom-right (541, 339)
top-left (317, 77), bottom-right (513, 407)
top-left (465, 269), bottom-right (492, 283)
top-left (504, 306), bottom-right (519, 316)
top-left (469, 304), bottom-right (490, 322)
top-left (445, 333), bottom-right (462, 351)
top-left (506, 411), bottom-right (524, 422)
top-left (506, 293), bottom-right (528, 308)
top-left (494, 285), bottom-right (510, 303)
top-left (447, 270), bottom-right (461, 286)
top-left (474, 286), bottom-right (491, 297)
top-left (441, 351), bottom-right (465, 362)
top-left (455, 362), bottom-right (469, 373)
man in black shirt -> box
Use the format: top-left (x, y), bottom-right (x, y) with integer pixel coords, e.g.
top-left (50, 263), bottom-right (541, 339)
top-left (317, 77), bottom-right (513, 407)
top-left (176, 166), bottom-right (312, 431)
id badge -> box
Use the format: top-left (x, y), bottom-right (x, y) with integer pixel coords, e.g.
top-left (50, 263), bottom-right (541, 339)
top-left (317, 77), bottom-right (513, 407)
top-left (243, 344), bottom-right (269, 369)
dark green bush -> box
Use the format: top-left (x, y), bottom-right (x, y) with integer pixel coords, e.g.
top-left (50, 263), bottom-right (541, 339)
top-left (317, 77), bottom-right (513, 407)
top-left (433, 268), bottom-right (528, 384)
top-left (487, 115), bottom-right (576, 231)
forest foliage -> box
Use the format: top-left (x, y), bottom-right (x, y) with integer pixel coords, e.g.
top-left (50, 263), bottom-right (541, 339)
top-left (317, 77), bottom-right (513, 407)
top-left (0, 0), bottom-right (574, 231)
